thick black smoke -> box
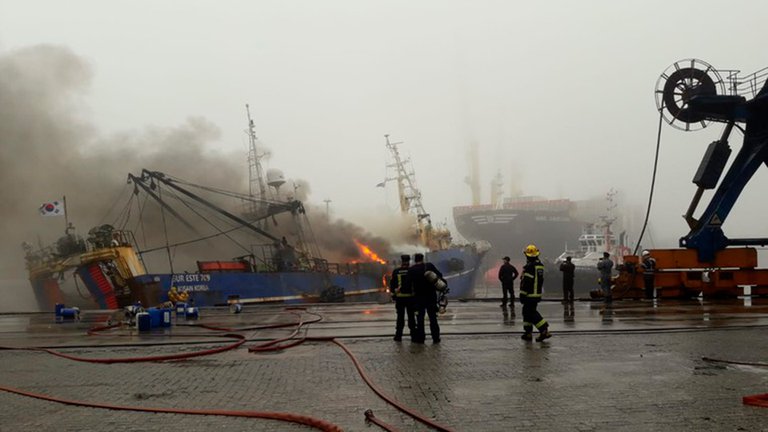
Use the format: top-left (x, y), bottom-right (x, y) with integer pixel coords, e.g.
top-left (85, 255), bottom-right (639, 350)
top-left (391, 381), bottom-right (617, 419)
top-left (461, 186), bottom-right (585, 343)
top-left (0, 45), bottom-right (400, 282)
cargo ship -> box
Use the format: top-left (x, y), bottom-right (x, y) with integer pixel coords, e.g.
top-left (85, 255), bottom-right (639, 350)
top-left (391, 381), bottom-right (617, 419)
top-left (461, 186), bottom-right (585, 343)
top-left (457, 175), bottom-right (635, 297)
top-left (381, 135), bottom-right (489, 298)
top-left (454, 168), bottom-right (626, 261)
top-left (454, 197), bottom-right (585, 262)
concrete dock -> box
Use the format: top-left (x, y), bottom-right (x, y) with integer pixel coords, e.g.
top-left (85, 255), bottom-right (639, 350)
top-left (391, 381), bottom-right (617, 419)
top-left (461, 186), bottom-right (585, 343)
top-left (1, 299), bottom-right (768, 431)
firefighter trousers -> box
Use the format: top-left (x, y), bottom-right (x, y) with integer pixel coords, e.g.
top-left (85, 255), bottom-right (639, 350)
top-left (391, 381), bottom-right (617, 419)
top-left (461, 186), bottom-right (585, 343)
top-left (522, 298), bottom-right (548, 334)
top-left (394, 297), bottom-right (415, 339)
top-left (414, 300), bottom-right (440, 343)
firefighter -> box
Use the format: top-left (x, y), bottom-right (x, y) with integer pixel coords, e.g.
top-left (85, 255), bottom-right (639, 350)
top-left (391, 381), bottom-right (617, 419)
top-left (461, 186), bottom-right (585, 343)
top-left (409, 253), bottom-right (444, 344)
top-left (520, 244), bottom-right (552, 342)
top-left (498, 256), bottom-right (519, 311)
top-left (641, 250), bottom-right (657, 300)
top-left (389, 254), bottom-right (415, 341)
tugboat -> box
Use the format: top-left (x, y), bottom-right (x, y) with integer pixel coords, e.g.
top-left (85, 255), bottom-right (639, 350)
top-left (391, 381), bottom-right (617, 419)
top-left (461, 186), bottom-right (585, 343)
top-left (547, 190), bottom-right (633, 297)
top-left (381, 135), bottom-right (490, 298)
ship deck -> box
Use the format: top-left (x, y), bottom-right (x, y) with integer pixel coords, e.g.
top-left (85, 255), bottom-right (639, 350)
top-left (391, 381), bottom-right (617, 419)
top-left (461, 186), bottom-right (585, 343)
top-left (1, 298), bottom-right (768, 431)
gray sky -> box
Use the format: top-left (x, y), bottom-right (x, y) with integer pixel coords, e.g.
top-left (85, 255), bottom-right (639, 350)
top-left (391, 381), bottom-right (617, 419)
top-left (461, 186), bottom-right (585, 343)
top-left (1, 0), bottom-right (767, 251)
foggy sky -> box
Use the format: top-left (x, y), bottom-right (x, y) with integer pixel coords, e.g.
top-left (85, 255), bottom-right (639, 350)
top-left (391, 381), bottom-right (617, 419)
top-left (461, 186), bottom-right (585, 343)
top-left (1, 0), bottom-right (768, 264)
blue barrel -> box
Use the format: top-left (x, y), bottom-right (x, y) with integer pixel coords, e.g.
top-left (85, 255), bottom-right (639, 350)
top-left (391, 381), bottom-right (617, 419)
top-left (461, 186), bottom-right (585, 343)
top-left (60, 307), bottom-right (80, 319)
top-left (55, 303), bottom-right (64, 316)
top-left (147, 308), bottom-right (162, 328)
top-left (160, 309), bottom-right (172, 327)
top-left (185, 307), bottom-right (199, 319)
top-left (175, 302), bottom-right (187, 316)
top-left (136, 312), bottom-right (151, 331)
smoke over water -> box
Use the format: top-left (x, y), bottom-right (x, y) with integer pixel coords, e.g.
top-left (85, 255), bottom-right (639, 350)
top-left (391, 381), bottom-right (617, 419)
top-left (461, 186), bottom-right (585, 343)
top-left (0, 45), bottom-right (405, 310)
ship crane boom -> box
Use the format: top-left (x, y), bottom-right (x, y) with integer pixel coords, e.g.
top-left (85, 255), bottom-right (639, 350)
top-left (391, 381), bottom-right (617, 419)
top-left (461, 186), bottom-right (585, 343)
top-left (130, 169), bottom-right (300, 246)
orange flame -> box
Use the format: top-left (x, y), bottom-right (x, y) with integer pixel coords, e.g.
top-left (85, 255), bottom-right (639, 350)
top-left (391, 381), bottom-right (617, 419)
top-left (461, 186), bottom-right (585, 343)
top-left (353, 239), bottom-right (387, 264)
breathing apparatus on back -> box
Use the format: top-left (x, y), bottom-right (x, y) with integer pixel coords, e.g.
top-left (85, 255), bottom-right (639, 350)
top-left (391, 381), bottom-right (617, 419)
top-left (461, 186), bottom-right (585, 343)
top-left (425, 270), bottom-right (448, 292)
top-left (425, 270), bottom-right (449, 314)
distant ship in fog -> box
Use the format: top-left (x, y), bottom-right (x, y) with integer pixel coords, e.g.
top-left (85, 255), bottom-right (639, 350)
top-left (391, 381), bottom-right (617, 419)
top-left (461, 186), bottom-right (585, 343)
top-left (453, 150), bottom-right (634, 262)
top-left (454, 196), bottom-right (586, 261)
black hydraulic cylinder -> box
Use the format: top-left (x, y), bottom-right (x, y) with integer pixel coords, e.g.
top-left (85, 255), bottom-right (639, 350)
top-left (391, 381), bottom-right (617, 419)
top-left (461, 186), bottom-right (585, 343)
top-left (693, 140), bottom-right (731, 189)
top-left (692, 123), bottom-right (734, 189)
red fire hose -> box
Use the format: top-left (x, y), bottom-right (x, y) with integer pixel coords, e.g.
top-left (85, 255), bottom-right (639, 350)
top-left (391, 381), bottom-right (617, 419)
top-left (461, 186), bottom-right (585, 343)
top-left (0, 383), bottom-right (343, 432)
top-left (1, 333), bottom-right (246, 364)
top-left (365, 409), bottom-right (402, 432)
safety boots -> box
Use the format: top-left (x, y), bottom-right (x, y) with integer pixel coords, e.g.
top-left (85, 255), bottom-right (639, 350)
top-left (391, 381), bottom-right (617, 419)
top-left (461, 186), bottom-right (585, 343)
top-left (536, 330), bottom-right (553, 342)
top-left (520, 332), bottom-right (533, 341)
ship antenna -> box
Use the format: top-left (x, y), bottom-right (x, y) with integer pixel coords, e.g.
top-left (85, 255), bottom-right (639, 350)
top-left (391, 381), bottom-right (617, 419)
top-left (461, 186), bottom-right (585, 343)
top-left (600, 188), bottom-right (618, 258)
top-left (245, 104), bottom-right (269, 217)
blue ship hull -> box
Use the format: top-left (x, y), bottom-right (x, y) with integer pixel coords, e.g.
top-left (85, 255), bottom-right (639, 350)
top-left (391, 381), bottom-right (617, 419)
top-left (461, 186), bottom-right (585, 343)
top-left (34, 246), bottom-right (486, 310)
top-left (425, 244), bottom-right (487, 299)
top-left (131, 269), bottom-right (389, 308)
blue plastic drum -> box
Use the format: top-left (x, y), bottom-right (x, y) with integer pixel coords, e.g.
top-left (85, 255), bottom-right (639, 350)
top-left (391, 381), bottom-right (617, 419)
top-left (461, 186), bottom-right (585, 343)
top-left (185, 307), bottom-right (199, 319)
top-left (136, 312), bottom-right (151, 331)
top-left (175, 302), bottom-right (187, 316)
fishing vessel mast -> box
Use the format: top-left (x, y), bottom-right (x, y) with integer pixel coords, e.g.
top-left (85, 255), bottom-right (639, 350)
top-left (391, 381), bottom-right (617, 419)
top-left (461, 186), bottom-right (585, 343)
top-left (383, 135), bottom-right (451, 250)
top-left (245, 104), bottom-right (269, 219)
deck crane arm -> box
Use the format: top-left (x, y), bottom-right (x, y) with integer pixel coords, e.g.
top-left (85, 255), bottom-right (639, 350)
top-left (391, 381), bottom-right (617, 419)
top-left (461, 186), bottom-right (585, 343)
top-left (132, 169), bottom-right (298, 246)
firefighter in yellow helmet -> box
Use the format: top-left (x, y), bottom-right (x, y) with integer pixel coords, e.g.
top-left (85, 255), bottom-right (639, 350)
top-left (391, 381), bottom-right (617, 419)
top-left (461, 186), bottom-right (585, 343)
top-left (520, 244), bottom-right (552, 342)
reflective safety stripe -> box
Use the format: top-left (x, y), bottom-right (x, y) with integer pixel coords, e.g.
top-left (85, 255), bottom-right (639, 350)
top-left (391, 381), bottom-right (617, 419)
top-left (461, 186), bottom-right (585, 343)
top-left (535, 319), bottom-right (548, 328)
top-left (523, 321), bottom-right (532, 326)
top-left (533, 264), bottom-right (544, 296)
top-left (396, 293), bottom-right (414, 298)
top-left (523, 273), bottom-right (534, 278)
top-left (524, 293), bottom-right (542, 298)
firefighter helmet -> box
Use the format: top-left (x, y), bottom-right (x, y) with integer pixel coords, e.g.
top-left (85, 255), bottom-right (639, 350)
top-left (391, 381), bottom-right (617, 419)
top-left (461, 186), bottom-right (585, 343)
top-left (523, 244), bottom-right (540, 257)
top-left (642, 250), bottom-right (650, 257)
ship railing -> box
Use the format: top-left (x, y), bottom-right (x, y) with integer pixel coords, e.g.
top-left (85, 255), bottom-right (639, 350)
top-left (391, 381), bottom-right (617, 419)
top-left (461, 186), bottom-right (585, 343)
top-left (720, 67), bottom-right (768, 99)
top-left (311, 262), bottom-right (352, 275)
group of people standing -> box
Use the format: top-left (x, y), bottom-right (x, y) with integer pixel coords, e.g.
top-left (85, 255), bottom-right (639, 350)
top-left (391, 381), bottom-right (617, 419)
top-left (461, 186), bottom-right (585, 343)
top-left (596, 250), bottom-right (658, 301)
top-left (389, 253), bottom-right (445, 344)
top-left (391, 245), bottom-right (659, 344)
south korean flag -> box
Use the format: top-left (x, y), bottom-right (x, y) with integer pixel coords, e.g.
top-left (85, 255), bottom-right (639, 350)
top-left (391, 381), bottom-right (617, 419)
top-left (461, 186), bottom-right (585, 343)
top-left (39, 200), bottom-right (65, 216)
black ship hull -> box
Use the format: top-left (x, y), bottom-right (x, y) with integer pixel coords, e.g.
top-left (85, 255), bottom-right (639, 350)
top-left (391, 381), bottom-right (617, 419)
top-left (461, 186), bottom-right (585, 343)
top-left (453, 206), bottom-right (583, 261)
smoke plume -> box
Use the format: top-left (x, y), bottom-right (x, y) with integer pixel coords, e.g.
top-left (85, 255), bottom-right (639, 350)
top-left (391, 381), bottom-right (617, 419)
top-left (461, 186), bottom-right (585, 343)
top-left (0, 44), bottom-right (403, 285)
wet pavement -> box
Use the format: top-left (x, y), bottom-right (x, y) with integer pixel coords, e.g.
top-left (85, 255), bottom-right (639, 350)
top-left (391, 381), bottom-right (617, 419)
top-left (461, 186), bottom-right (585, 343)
top-left (1, 298), bottom-right (768, 431)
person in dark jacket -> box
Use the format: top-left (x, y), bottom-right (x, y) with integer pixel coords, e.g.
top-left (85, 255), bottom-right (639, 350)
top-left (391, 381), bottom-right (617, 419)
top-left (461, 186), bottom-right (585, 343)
top-left (520, 244), bottom-right (552, 342)
top-left (389, 254), bottom-right (415, 341)
top-left (559, 256), bottom-right (575, 303)
top-left (408, 253), bottom-right (444, 344)
top-left (641, 250), bottom-right (657, 300)
top-left (498, 256), bottom-right (519, 310)
top-left (597, 252), bottom-right (614, 303)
